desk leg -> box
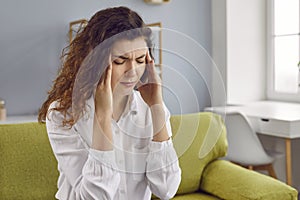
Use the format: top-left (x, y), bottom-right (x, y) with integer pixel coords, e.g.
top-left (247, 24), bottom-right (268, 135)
top-left (285, 139), bottom-right (292, 185)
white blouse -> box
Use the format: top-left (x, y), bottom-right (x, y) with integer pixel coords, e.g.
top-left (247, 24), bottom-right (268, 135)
top-left (46, 91), bottom-right (181, 200)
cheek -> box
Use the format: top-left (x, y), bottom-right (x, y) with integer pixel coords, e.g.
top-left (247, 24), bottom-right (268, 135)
top-left (137, 65), bottom-right (146, 78)
top-left (111, 67), bottom-right (123, 88)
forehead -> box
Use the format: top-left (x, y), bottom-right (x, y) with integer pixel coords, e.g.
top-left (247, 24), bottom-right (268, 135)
top-left (111, 37), bottom-right (148, 56)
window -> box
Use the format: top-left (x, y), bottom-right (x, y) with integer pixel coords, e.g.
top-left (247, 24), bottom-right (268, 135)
top-left (267, 0), bottom-right (300, 102)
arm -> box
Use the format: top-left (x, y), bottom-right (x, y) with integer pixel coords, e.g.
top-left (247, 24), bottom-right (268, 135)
top-left (150, 104), bottom-right (170, 142)
top-left (138, 52), bottom-right (169, 142)
top-left (145, 106), bottom-right (181, 200)
top-left (46, 112), bottom-right (120, 200)
top-left (138, 51), bottom-right (181, 199)
top-left (46, 61), bottom-right (119, 199)
top-left (92, 62), bottom-right (113, 151)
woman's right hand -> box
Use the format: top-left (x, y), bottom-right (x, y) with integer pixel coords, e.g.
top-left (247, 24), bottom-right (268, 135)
top-left (92, 57), bottom-right (114, 151)
top-left (94, 57), bottom-right (113, 120)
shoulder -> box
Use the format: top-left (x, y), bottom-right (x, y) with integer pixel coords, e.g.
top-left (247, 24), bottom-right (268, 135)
top-left (47, 100), bottom-right (62, 121)
top-left (46, 101), bottom-right (70, 132)
top-left (46, 96), bottom-right (94, 126)
top-left (46, 101), bottom-right (62, 124)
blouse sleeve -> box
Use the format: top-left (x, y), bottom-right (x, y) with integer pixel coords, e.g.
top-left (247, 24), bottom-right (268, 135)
top-left (145, 107), bottom-right (181, 200)
top-left (46, 110), bottom-right (120, 200)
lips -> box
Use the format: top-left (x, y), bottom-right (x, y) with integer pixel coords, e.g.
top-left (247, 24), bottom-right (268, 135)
top-left (120, 81), bottom-right (136, 87)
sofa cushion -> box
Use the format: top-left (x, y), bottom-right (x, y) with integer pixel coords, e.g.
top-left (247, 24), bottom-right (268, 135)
top-left (171, 193), bottom-right (221, 200)
top-left (170, 112), bottom-right (227, 195)
top-left (0, 122), bottom-right (58, 200)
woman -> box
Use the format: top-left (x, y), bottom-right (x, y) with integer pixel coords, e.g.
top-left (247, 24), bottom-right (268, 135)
top-left (38, 6), bottom-right (181, 200)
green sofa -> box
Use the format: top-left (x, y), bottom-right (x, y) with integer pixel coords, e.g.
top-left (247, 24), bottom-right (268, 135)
top-left (0, 112), bottom-right (298, 200)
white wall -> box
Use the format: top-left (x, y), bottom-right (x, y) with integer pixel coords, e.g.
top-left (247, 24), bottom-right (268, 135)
top-left (226, 0), bottom-right (266, 104)
top-left (0, 0), bottom-right (212, 116)
top-left (211, 0), bottom-right (227, 107)
top-left (211, 0), bottom-right (266, 106)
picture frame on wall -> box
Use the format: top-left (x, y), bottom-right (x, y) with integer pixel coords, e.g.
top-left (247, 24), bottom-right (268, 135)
top-left (147, 22), bottom-right (162, 79)
top-left (69, 19), bottom-right (88, 43)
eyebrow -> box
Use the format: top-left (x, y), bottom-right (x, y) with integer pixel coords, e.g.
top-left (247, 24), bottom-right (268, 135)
top-left (136, 54), bottom-right (146, 59)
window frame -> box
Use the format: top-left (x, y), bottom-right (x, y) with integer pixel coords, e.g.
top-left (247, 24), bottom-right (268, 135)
top-left (267, 0), bottom-right (300, 102)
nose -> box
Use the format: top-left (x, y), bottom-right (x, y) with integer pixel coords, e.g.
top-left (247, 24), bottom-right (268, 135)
top-left (125, 60), bottom-right (137, 77)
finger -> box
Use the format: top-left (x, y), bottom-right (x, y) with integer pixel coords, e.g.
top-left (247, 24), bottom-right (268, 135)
top-left (104, 56), bottom-right (112, 86)
top-left (146, 53), bottom-right (161, 85)
top-left (146, 51), bottom-right (152, 63)
top-left (108, 54), bottom-right (112, 67)
top-left (146, 51), bottom-right (155, 68)
top-left (146, 52), bottom-right (155, 76)
top-left (103, 54), bottom-right (111, 84)
top-left (136, 80), bottom-right (143, 89)
top-left (97, 55), bottom-right (112, 88)
top-left (98, 73), bottom-right (105, 88)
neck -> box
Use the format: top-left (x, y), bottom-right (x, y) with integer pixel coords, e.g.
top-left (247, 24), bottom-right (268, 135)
top-left (112, 94), bottom-right (128, 121)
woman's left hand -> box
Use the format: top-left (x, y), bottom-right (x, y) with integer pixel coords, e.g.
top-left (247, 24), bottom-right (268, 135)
top-left (138, 52), bottom-right (169, 142)
top-left (137, 51), bottom-right (163, 107)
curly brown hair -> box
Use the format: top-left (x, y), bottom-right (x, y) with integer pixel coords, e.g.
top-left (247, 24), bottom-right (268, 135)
top-left (38, 6), bottom-right (153, 127)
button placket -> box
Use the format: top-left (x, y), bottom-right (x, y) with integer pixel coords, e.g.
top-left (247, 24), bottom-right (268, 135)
top-left (111, 109), bottom-right (134, 198)
top-left (113, 121), bottom-right (126, 175)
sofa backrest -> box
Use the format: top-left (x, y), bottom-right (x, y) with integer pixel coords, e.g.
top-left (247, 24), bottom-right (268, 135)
top-left (170, 112), bottom-right (228, 195)
top-left (0, 112), bottom-right (227, 199)
top-left (0, 122), bottom-right (58, 200)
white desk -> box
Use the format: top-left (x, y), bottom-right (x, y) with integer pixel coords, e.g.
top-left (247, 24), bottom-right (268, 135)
top-left (206, 101), bottom-right (300, 186)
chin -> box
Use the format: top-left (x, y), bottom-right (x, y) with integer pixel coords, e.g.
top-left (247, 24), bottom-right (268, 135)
top-left (114, 86), bottom-right (134, 97)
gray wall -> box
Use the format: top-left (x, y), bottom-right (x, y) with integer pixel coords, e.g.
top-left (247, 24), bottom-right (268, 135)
top-left (0, 0), bottom-right (212, 116)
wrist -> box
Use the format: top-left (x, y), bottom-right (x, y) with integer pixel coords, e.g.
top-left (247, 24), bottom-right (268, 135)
top-left (92, 114), bottom-right (113, 151)
top-left (96, 112), bottom-right (111, 121)
top-left (150, 103), bottom-right (164, 114)
top-left (95, 108), bottom-right (112, 120)
top-left (150, 104), bottom-right (168, 139)
top-left (147, 96), bottom-right (163, 107)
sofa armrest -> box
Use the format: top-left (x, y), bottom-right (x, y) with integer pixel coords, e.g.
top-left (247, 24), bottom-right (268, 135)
top-left (200, 160), bottom-right (298, 200)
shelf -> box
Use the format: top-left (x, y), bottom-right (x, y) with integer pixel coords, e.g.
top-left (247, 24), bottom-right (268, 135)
top-left (0, 115), bottom-right (38, 124)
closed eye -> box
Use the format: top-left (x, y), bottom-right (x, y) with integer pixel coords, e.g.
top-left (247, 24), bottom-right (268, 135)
top-left (136, 59), bottom-right (145, 64)
top-left (114, 60), bottom-right (125, 65)
top-left (113, 54), bottom-right (146, 65)
top-left (136, 54), bottom-right (146, 64)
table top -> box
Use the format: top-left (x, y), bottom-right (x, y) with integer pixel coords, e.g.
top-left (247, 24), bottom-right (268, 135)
top-left (205, 100), bottom-right (300, 138)
top-left (206, 101), bottom-right (300, 122)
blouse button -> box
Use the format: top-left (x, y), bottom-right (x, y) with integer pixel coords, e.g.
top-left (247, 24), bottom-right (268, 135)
top-left (120, 189), bottom-right (125, 194)
top-left (131, 110), bottom-right (137, 115)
